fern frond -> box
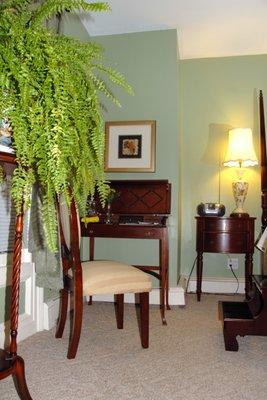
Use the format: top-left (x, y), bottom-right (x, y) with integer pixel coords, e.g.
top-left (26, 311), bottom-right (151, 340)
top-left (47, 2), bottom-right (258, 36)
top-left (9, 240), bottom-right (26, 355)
top-left (30, 0), bottom-right (110, 28)
top-left (0, 0), bottom-right (132, 251)
top-left (94, 64), bottom-right (134, 95)
top-left (0, 0), bottom-right (31, 12)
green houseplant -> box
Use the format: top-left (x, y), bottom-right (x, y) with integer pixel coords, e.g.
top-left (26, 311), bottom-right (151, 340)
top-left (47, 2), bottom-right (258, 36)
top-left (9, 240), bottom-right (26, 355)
top-left (0, 0), bottom-right (132, 251)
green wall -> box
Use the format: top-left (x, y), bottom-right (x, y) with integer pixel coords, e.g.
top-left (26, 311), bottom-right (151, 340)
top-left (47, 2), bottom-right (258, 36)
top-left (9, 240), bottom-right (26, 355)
top-left (63, 16), bottom-right (266, 286)
top-left (61, 13), bottom-right (90, 41)
top-left (179, 54), bottom-right (267, 279)
top-left (79, 30), bottom-right (180, 286)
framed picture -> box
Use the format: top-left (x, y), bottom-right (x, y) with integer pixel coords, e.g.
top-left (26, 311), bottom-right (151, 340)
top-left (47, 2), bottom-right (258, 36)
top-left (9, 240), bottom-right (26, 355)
top-left (105, 120), bottom-right (156, 172)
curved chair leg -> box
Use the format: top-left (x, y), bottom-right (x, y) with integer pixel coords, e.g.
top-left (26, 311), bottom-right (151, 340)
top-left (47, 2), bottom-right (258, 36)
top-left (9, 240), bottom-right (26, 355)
top-left (13, 356), bottom-right (33, 400)
top-left (140, 292), bottom-right (149, 348)
top-left (115, 294), bottom-right (124, 329)
top-left (55, 288), bottom-right (69, 338)
top-left (67, 292), bottom-right (83, 359)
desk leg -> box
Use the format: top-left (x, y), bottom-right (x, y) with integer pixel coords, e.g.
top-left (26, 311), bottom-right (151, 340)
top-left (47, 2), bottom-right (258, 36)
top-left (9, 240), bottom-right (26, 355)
top-left (164, 235), bottom-right (170, 311)
top-left (166, 272), bottom-right (171, 311)
top-left (89, 237), bottom-right (95, 261)
top-left (245, 252), bottom-right (253, 299)
top-left (196, 252), bottom-right (203, 301)
top-left (88, 237), bottom-right (95, 305)
top-left (159, 238), bottom-right (168, 325)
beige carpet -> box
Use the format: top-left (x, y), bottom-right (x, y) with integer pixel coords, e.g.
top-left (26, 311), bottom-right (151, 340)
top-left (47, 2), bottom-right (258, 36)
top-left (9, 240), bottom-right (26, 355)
top-left (0, 294), bottom-right (266, 400)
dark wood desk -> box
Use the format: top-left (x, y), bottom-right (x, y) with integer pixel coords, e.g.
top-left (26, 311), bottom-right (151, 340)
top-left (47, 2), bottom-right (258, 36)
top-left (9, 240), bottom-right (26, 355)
top-left (81, 222), bottom-right (170, 325)
top-left (195, 216), bottom-right (255, 301)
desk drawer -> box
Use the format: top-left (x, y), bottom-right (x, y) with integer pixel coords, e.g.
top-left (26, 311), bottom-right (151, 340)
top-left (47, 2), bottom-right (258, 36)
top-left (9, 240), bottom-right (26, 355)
top-left (203, 218), bottom-right (248, 232)
top-left (203, 233), bottom-right (247, 253)
top-left (82, 223), bottom-right (165, 239)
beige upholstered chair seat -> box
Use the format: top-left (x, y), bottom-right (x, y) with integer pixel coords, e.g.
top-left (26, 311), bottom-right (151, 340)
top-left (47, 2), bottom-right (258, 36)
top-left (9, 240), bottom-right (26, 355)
top-left (82, 260), bottom-right (152, 296)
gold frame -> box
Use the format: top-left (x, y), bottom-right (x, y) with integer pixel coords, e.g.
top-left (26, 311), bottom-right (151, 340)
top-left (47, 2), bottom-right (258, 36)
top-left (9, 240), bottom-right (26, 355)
top-left (104, 120), bottom-right (156, 172)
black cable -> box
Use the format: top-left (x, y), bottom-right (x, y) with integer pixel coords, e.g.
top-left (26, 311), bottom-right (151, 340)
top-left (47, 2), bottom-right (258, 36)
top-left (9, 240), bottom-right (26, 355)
top-left (227, 256), bottom-right (239, 294)
top-left (185, 256), bottom-right (197, 294)
top-left (186, 255), bottom-right (240, 295)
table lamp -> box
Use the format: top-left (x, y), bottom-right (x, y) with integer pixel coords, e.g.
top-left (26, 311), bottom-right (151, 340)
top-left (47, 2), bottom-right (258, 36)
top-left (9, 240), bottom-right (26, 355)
top-left (223, 128), bottom-right (258, 217)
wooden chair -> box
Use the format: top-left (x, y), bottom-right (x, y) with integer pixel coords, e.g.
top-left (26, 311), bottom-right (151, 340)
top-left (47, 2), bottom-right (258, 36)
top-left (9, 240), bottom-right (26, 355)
top-left (55, 196), bottom-right (152, 359)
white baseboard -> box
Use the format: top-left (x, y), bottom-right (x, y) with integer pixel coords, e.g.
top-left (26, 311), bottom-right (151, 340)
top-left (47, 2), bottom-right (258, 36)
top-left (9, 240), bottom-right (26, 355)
top-left (43, 286), bottom-right (186, 330)
top-left (0, 261), bottom-right (38, 347)
top-left (180, 275), bottom-right (245, 295)
top-left (1, 274), bottom-right (245, 344)
top-left (0, 312), bottom-right (37, 348)
top-left (43, 297), bottom-right (61, 330)
top-left (41, 276), bottom-right (246, 332)
top-left (17, 313), bottom-right (37, 342)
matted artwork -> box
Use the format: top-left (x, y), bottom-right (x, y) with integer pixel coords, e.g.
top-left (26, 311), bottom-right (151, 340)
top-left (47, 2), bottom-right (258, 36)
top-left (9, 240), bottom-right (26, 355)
top-left (105, 120), bottom-right (156, 172)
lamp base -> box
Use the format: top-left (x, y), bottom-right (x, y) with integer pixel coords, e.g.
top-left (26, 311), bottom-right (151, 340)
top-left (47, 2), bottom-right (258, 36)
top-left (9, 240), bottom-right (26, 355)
top-left (230, 211), bottom-right (249, 218)
top-left (231, 180), bottom-right (249, 219)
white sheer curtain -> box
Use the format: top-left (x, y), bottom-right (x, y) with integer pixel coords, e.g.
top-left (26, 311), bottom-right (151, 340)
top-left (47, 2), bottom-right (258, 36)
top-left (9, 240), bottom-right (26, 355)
top-left (0, 163), bottom-right (15, 255)
top-left (28, 184), bottom-right (61, 301)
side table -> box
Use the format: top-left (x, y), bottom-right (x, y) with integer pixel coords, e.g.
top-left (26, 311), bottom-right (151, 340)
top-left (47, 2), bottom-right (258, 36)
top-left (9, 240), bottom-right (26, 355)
top-left (195, 216), bottom-right (255, 301)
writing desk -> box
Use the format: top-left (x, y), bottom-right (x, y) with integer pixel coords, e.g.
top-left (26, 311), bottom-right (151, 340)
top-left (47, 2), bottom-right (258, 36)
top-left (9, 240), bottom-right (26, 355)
top-left (82, 179), bottom-right (172, 325)
top-left (81, 221), bottom-right (170, 325)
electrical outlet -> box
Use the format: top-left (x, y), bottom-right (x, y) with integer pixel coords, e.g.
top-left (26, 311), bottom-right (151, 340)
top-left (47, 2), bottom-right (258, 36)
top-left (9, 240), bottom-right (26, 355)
top-left (227, 258), bottom-right (238, 270)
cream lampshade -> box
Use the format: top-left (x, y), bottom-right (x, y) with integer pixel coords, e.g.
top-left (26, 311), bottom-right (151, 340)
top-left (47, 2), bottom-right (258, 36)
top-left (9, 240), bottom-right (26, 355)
top-left (224, 128), bottom-right (258, 217)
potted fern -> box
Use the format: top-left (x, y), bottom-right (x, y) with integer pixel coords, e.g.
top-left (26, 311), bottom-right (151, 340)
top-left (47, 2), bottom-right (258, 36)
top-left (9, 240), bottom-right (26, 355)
top-left (0, 0), bottom-right (132, 251)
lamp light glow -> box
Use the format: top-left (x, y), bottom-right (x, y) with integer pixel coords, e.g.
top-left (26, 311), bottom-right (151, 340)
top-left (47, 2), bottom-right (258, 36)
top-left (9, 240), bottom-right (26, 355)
top-left (224, 128), bottom-right (258, 168)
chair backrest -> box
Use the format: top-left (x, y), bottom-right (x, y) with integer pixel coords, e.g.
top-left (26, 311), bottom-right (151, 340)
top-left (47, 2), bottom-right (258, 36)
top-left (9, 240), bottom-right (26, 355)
top-left (58, 195), bottom-right (81, 267)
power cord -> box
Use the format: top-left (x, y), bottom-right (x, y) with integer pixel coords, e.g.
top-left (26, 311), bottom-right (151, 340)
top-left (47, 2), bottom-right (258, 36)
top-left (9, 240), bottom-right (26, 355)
top-left (186, 255), bottom-right (240, 295)
top-left (227, 255), bottom-right (239, 294)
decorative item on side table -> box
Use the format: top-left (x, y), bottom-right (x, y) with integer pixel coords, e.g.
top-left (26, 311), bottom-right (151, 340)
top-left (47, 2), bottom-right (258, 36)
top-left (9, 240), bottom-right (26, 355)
top-left (224, 128), bottom-right (258, 217)
top-left (0, 117), bottom-right (14, 154)
top-left (197, 202), bottom-right (225, 217)
top-left (0, 117), bottom-right (12, 145)
top-left (105, 120), bottom-right (156, 172)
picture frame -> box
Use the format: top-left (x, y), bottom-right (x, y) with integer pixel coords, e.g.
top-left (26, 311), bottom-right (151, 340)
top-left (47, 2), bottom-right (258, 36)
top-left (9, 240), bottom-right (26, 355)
top-left (105, 120), bottom-right (156, 172)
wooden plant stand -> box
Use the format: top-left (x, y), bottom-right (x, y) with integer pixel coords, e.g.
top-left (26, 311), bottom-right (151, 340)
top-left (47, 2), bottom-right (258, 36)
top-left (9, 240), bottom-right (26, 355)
top-left (0, 151), bottom-right (32, 399)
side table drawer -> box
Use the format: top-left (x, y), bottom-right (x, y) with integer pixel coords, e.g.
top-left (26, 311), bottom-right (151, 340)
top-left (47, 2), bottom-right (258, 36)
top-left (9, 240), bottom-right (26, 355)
top-left (203, 218), bottom-right (248, 232)
top-left (203, 233), bottom-right (247, 253)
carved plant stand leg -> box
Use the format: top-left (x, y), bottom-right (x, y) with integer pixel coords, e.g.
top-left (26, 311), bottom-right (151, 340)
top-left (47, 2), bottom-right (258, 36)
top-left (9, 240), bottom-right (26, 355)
top-left (0, 212), bottom-right (32, 400)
